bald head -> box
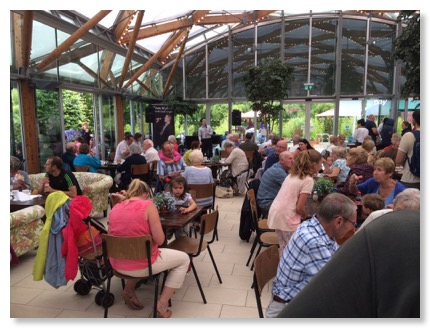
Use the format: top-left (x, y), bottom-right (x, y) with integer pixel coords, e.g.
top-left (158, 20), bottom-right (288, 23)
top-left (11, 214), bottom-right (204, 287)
top-left (276, 139), bottom-right (288, 155)
top-left (279, 151), bottom-right (294, 171)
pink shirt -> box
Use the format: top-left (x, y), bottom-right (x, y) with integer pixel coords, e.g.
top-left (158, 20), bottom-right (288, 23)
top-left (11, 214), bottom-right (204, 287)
top-left (108, 199), bottom-right (160, 270)
top-left (267, 174), bottom-right (314, 231)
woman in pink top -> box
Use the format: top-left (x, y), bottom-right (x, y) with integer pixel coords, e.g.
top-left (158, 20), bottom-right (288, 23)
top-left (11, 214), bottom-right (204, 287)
top-left (267, 149), bottom-right (323, 253)
top-left (109, 179), bottom-right (189, 317)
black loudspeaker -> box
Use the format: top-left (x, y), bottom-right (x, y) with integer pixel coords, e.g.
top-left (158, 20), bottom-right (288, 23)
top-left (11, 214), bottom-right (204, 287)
top-left (145, 109), bottom-right (153, 123)
top-left (232, 110), bottom-right (242, 126)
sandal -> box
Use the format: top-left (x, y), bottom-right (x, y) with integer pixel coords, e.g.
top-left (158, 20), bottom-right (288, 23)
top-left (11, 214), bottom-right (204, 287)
top-left (156, 301), bottom-right (172, 318)
top-left (122, 294), bottom-right (144, 310)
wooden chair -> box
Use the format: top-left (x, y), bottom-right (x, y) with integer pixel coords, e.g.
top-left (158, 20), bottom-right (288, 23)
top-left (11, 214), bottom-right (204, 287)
top-left (167, 209), bottom-right (222, 304)
top-left (220, 150), bottom-right (228, 159)
top-left (75, 165), bottom-right (90, 172)
top-left (101, 234), bottom-right (167, 318)
top-left (244, 150), bottom-right (254, 170)
top-left (131, 163), bottom-right (151, 186)
top-left (246, 189), bottom-right (278, 270)
top-left (253, 245), bottom-right (280, 318)
top-left (188, 183), bottom-right (217, 238)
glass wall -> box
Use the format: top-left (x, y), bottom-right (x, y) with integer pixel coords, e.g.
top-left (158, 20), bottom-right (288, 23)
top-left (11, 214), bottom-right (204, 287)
top-left (35, 89), bottom-right (62, 169)
top-left (10, 82), bottom-right (24, 165)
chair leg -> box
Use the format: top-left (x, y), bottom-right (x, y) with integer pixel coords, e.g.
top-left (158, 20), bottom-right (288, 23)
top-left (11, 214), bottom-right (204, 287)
top-left (153, 275), bottom-right (160, 318)
top-left (250, 244), bottom-right (262, 271)
top-left (103, 275), bottom-right (112, 318)
top-left (190, 259), bottom-right (207, 304)
top-left (246, 236), bottom-right (258, 266)
top-left (207, 246), bottom-right (222, 283)
top-left (253, 274), bottom-right (264, 318)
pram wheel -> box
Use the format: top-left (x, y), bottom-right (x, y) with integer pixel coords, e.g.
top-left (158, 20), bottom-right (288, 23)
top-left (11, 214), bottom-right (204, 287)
top-left (96, 290), bottom-right (115, 308)
top-left (74, 279), bottom-right (92, 295)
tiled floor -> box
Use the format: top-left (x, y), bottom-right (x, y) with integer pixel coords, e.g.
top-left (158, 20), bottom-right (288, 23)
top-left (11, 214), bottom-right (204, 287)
top-left (10, 194), bottom-right (274, 318)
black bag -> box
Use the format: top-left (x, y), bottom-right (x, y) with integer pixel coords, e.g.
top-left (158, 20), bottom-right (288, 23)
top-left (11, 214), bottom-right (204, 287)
top-left (219, 170), bottom-right (233, 188)
top-left (407, 131), bottom-right (420, 177)
top-left (239, 179), bottom-right (260, 242)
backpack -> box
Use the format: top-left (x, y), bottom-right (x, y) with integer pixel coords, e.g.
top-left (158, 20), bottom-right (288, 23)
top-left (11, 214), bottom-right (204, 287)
top-left (407, 131), bottom-right (420, 177)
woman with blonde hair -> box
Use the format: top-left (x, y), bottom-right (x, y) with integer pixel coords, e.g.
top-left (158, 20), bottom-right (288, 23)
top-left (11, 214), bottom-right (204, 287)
top-left (268, 149), bottom-right (323, 253)
top-left (349, 157), bottom-right (406, 207)
top-left (322, 146), bottom-right (350, 183)
top-left (109, 179), bottom-right (189, 317)
top-left (336, 147), bottom-right (373, 196)
top-left (361, 139), bottom-right (376, 164)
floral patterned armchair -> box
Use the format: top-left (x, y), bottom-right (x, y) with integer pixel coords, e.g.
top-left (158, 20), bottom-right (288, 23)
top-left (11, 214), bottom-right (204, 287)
top-left (29, 172), bottom-right (113, 217)
top-left (10, 205), bottom-right (45, 257)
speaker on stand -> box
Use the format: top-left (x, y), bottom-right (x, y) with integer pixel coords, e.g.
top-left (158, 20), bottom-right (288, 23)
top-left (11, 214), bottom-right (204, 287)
top-left (232, 110), bottom-right (242, 126)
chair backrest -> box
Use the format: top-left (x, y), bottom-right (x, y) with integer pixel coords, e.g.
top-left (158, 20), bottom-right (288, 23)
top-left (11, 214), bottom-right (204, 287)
top-left (189, 189), bottom-right (197, 201)
top-left (131, 163), bottom-right (149, 176)
top-left (199, 209), bottom-right (219, 244)
top-left (220, 150), bottom-right (228, 159)
top-left (253, 245), bottom-right (280, 318)
top-left (188, 183), bottom-right (214, 199)
top-left (247, 189), bottom-right (259, 231)
top-left (75, 165), bottom-right (90, 172)
top-left (102, 234), bottom-right (152, 261)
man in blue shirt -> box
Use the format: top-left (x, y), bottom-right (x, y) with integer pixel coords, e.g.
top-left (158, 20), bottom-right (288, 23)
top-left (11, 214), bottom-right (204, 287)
top-left (263, 139), bottom-right (288, 172)
top-left (257, 151), bottom-right (294, 217)
top-left (265, 193), bottom-right (357, 318)
top-left (157, 141), bottom-right (186, 192)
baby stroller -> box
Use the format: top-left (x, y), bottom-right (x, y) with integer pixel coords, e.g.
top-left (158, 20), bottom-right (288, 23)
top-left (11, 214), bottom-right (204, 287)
top-left (73, 217), bottom-right (115, 308)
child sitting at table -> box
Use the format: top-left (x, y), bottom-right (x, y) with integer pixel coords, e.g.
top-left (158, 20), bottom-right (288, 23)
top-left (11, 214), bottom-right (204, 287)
top-left (167, 176), bottom-right (197, 239)
top-left (168, 176), bottom-right (197, 214)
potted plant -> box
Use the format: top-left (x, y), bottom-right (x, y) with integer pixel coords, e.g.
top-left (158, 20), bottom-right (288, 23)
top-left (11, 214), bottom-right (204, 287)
top-left (152, 192), bottom-right (175, 214)
top-left (313, 178), bottom-right (335, 201)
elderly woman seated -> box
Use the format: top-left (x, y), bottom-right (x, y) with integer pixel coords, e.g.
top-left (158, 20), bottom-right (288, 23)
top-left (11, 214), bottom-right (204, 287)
top-left (336, 147), bottom-right (374, 197)
top-left (348, 157), bottom-right (406, 208)
top-left (182, 149), bottom-right (214, 208)
top-left (183, 141), bottom-right (201, 166)
top-left (10, 156), bottom-right (30, 190)
top-left (322, 146), bottom-right (350, 184)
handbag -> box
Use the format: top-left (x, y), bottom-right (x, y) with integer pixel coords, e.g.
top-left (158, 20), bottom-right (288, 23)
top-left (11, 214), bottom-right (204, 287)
top-left (215, 185), bottom-right (234, 198)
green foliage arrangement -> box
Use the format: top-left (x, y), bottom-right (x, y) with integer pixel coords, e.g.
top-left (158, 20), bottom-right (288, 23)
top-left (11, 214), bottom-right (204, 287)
top-left (243, 57), bottom-right (295, 134)
top-left (152, 192), bottom-right (175, 212)
top-left (394, 11), bottom-right (420, 99)
top-left (313, 178), bottom-right (335, 196)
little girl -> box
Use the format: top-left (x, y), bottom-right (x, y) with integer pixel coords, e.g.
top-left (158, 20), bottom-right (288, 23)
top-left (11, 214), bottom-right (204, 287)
top-left (168, 176), bottom-right (197, 214)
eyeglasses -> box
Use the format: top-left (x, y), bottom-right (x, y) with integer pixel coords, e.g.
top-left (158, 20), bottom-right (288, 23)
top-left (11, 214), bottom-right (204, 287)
top-left (342, 216), bottom-right (358, 228)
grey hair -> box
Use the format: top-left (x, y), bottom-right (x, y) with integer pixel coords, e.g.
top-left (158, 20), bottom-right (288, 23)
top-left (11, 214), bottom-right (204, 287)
top-left (391, 133), bottom-right (401, 144)
top-left (393, 189), bottom-right (420, 211)
top-left (144, 139), bottom-right (154, 147)
top-left (331, 146), bottom-right (347, 159)
top-left (189, 149), bottom-right (204, 165)
top-left (224, 142), bottom-right (234, 149)
top-left (318, 193), bottom-right (357, 223)
top-left (129, 143), bottom-right (141, 155)
top-left (168, 135), bottom-right (176, 143)
top-left (10, 156), bottom-right (21, 172)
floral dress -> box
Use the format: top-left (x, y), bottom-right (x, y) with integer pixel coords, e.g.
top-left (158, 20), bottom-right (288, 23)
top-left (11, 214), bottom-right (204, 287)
top-left (331, 158), bottom-right (350, 183)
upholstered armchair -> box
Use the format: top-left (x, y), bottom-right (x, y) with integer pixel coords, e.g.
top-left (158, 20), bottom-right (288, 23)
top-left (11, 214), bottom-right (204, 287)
top-left (10, 205), bottom-right (45, 257)
top-left (29, 172), bottom-right (113, 217)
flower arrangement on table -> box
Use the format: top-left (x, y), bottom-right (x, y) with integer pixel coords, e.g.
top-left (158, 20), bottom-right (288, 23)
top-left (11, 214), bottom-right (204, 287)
top-left (313, 177), bottom-right (335, 201)
top-left (152, 192), bottom-right (175, 213)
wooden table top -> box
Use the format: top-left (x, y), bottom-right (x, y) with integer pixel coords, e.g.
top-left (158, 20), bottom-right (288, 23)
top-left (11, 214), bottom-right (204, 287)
top-left (160, 205), bottom-right (204, 231)
top-left (10, 196), bottom-right (46, 212)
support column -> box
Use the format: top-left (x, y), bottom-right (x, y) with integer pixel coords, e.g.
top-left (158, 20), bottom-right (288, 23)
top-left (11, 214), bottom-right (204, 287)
top-left (115, 94), bottom-right (124, 139)
top-left (20, 80), bottom-right (40, 174)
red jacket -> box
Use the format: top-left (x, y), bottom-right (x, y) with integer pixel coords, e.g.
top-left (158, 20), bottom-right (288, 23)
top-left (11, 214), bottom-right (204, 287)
top-left (61, 196), bottom-right (92, 281)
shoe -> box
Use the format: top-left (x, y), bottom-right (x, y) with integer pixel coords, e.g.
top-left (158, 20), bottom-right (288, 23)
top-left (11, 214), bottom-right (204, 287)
top-left (156, 301), bottom-right (172, 318)
top-left (122, 294), bottom-right (144, 310)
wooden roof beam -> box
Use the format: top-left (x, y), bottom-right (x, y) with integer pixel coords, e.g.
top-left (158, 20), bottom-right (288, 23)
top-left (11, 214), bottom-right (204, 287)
top-left (99, 50), bottom-right (116, 81)
top-left (123, 29), bottom-right (185, 89)
top-left (163, 33), bottom-right (188, 97)
top-left (114, 10), bottom-right (137, 42)
top-left (159, 29), bottom-right (189, 64)
top-left (119, 10), bottom-right (144, 87)
top-left (122, 10), bottom-right (210, 43)
top-left (36, 10), bottom-right (111, 71)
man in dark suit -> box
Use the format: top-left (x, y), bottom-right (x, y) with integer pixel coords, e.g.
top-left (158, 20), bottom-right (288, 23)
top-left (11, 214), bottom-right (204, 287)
top-left (159, 114), bottom-right (174, 146)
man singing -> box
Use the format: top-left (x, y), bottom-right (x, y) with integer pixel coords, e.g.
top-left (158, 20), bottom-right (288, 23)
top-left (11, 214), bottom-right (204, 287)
top-left (198, 118), bottom-right (213, 159)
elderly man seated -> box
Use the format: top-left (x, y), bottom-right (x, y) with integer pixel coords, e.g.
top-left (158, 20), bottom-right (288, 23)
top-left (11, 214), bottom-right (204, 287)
top-left (156, 141), bottom-right (186, 192)
top-left (223, 142), bottom-right (249, 194)
top-left (257, 151), bottom-right (294, 217)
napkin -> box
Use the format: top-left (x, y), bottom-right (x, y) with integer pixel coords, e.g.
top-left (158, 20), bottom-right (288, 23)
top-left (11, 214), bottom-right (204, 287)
top-left (15, 191), bottom-right (32, 201)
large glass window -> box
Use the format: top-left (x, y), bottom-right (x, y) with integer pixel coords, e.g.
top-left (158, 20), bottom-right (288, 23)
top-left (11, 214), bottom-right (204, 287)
top-left (232, 28), bottom-right (254, 98)
top-left (10, 82), bottom-right (24, 165)
top-left (98, 94), bottom-right (116, 159)
top-left (36, 89), bottom-right (62, 169)
top-left (185, 48), bottom-right (206, 99)
top-left (340, 19), bottom-right (367, 95)
top-left (208, 39), bottom-right (229, 98)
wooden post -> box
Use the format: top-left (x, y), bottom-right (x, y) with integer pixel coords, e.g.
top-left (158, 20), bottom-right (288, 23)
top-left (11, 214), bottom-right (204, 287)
top-left (115, 94), bottom-right (124, 140)
top-left (20, 80), bottom-right (40, 174)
